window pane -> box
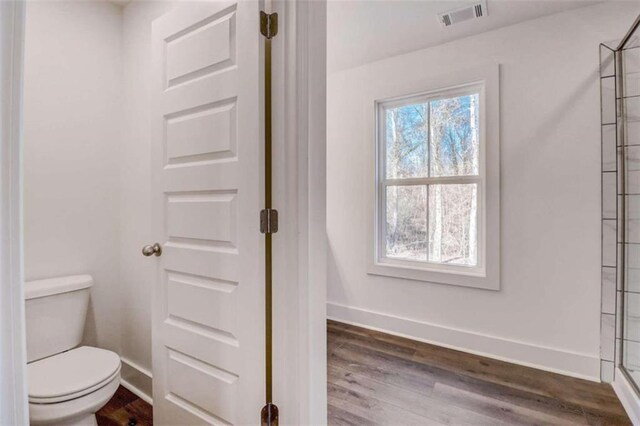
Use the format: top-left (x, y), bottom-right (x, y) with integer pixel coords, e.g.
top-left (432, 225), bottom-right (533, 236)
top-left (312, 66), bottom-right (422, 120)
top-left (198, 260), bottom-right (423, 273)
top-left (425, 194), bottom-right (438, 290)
top-left (428, 184), bottom-right (478, 266)
top-left (386, 185), bottom-right (427, 260)
top-left (385, 103), bottom-right (429, 179)
top-left (430, 93), bottom-right (479, 177)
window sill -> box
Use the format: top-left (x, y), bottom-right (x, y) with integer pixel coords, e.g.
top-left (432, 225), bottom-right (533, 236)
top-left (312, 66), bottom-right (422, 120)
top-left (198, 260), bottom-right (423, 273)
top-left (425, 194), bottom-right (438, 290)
top-left (367, 260), bottom-right (500, 291)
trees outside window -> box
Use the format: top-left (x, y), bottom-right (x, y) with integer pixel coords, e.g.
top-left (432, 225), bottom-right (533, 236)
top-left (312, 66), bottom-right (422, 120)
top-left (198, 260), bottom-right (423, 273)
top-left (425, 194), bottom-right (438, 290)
top-left (379, 87), bottom-right (481, 270)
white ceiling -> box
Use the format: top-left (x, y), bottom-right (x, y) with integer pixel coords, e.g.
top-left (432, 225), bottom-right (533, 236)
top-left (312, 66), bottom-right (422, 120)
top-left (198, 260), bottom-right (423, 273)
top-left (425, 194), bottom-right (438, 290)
top-left (328, 0), bottom-right (611, 72)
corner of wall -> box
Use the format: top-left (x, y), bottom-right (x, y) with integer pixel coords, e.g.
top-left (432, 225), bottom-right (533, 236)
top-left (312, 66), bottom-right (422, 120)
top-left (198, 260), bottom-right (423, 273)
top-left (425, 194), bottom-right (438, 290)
top-left (599, 42), bottom-right (621, 384)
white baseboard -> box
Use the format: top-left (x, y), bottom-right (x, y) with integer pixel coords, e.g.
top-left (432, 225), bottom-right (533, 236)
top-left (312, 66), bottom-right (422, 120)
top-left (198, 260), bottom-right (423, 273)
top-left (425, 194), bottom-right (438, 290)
top-left (120, 357), bottom-right (153, 405)
top-left (327, 302), bottom-right (601, 381)
top-left (613, 368), bottom-right (640, 425)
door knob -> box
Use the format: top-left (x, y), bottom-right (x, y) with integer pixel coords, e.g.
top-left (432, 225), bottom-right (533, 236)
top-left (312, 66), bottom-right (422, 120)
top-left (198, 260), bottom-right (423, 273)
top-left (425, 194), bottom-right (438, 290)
top-left (142, 243), bottom-right (162, 257)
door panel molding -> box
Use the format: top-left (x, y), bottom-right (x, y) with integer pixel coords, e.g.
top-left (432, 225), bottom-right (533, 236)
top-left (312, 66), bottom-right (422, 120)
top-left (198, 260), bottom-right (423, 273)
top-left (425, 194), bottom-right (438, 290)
top-left (151, 2), bottom-right (264, 424)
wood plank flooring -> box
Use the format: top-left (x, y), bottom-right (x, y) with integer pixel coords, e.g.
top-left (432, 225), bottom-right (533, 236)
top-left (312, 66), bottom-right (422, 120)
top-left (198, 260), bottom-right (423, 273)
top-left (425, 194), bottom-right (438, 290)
top-left (96, 386), bottom-right (153, 426)
top-left (328, 320), bottom-right (631, 426)
top-left (96, 322), bottom-right (630, 425)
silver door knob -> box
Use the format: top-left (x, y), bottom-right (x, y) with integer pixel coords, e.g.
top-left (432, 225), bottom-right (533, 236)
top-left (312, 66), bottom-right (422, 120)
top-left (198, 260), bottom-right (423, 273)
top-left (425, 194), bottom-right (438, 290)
top-left (142, 243), bottom-right (162, 257)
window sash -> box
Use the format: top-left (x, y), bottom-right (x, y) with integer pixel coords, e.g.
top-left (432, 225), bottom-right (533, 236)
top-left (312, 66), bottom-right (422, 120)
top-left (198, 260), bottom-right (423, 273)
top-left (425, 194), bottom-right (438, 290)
top-left (377, 84), bottom-right (484, 273)
top-left (379, 181), bottom-right (481, 268)
top-left (384, 176), bottom-right (480, 187)
top-left (381, 85), bottom-right (482, 181)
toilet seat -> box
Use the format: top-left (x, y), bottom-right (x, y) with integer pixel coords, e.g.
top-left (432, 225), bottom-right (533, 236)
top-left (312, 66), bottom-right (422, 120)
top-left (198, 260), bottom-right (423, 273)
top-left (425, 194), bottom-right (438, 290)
top-left (28, 346), bottom-right (121, 404)
top-left (28, 370), bottom-right (120, 426)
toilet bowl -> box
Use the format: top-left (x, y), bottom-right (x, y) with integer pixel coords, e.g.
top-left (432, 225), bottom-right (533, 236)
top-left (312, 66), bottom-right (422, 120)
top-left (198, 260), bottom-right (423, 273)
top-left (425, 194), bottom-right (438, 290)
top-left (28, 346), bottom-right (121, 426)
top-left (25, 275), bottom-right (122, 425)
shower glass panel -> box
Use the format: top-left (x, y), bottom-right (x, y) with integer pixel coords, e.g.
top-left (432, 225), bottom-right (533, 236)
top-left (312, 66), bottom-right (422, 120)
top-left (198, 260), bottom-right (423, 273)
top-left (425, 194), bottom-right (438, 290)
top-left (621, 18), bottom-right (640, 390)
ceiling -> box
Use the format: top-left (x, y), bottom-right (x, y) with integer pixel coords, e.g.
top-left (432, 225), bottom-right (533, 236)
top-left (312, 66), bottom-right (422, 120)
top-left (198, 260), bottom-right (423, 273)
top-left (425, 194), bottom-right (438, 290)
top-left (328, 0), bottom-right (610, 72)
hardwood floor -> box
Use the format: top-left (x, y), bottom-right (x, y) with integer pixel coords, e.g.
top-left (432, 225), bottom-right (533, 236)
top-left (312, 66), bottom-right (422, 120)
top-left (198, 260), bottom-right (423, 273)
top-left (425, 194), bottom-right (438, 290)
top-left (96, 386), bottom-right (153, 426)
top-left (328, 320), bottom-right (630, 426)
top-left (95, 323), bottom-right (630, 425)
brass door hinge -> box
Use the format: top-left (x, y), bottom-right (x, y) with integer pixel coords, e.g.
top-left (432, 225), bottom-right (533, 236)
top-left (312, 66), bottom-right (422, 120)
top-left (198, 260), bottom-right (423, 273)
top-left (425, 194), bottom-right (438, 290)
top-left (260, 11), bottom-right (278, 39)
top-left (260, 209), bottom-right (278, 234)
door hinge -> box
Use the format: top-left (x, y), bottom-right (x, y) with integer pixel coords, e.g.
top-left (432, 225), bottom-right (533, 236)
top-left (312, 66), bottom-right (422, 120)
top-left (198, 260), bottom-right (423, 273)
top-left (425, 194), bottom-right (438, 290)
top-left (260, 11), bottom-right (278, 39)
top-left (260, 209), bottom-right (279, 234)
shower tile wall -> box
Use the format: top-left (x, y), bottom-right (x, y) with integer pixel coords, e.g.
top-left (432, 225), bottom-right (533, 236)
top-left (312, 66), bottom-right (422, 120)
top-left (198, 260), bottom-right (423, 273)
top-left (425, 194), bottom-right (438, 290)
top-left (600, 43), bottom-right (619, 383)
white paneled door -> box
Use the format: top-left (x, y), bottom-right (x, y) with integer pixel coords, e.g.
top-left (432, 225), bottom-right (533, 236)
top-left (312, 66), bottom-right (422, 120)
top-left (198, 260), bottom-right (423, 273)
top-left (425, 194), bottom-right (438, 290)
top-left (151, 1), bottom-right (264, 424)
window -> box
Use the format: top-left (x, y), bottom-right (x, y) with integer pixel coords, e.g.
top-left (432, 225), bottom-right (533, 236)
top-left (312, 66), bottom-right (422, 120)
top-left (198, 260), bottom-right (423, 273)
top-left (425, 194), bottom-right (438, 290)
top-left (367, 65), bottom-right (499, 290)
top-left (373, 83), bottom-right (491, 283)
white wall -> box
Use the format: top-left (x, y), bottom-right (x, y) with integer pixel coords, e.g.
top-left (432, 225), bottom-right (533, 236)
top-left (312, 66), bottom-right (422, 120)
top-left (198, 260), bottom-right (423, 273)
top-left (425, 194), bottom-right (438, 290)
top-left (23, 1), bottom-right (177, 400)
top-left (23, 0), bottom-right (180, 401)
top-left (327, 2), bottom-right (640, 380)
top-left (23, 1), bottom-right (123, 354)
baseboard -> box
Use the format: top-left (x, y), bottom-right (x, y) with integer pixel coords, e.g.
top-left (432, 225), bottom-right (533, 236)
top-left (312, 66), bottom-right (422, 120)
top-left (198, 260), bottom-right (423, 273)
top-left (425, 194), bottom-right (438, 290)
top-left (327, 302), bottom-right (601, 381)
top-left (120, 357), bottom-right (153, 405)
top-left (613, 368), bottom-right (640, 425)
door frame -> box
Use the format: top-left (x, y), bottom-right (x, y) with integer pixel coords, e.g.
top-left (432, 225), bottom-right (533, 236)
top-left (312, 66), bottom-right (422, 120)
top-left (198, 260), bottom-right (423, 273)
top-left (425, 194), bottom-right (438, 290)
top-left (271, 0), bottom-right (327, 423)
top-left (0, 0), bottom-right (327, 423)
top-left (0, 0), bottom-right (29, 424)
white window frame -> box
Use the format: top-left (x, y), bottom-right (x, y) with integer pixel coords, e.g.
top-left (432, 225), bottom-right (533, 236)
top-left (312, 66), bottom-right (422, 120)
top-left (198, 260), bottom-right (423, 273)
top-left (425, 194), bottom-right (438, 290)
top-left (377, 83), bottom-right (484, 276)
top-left (367, 65), bottom-right (500, 290)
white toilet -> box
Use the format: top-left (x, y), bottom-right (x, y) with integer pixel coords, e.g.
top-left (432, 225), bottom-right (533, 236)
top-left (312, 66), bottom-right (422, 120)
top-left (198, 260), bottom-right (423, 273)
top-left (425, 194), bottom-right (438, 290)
top-left (25, 275), bottom-right (121, 426)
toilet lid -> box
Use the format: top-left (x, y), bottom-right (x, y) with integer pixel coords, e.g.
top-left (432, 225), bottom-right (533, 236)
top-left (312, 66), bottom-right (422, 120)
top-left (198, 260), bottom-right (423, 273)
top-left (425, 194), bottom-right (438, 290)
top-left (28, 346), bottom-right (121, 403)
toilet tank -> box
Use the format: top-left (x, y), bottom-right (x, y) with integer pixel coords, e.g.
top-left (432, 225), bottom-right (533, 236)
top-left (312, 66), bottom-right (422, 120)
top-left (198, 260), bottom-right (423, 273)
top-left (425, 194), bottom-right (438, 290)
top-left (25, 275), bottom-right (93, 363)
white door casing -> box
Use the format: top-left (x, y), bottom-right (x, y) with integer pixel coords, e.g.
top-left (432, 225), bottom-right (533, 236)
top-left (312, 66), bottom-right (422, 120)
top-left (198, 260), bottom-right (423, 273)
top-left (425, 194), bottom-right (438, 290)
top-left (151, 1), bottom-right (264, 424)
top-left (0, 1), bottom-right (29, 424)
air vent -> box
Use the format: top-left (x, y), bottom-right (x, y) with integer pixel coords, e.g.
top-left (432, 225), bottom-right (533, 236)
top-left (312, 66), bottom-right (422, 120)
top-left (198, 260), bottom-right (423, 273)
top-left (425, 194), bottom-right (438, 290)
top-left (438, 0), bottom-right (488, 27)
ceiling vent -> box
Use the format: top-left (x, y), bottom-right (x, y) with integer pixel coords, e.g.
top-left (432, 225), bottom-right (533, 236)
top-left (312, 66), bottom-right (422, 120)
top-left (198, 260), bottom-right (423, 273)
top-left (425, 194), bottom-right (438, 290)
top-left (438, 0), bottom-right (488, 28)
